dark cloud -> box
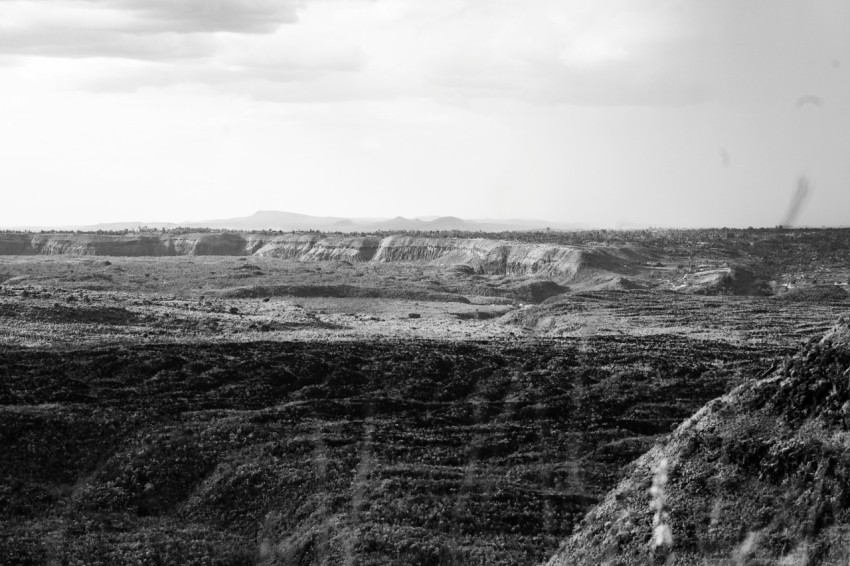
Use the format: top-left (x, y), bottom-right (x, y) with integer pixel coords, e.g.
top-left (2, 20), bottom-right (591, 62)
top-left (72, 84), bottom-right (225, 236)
top-left (110, 0), bottom-right (301, 34)
top-left (0, 0), bottom-right (301, 61)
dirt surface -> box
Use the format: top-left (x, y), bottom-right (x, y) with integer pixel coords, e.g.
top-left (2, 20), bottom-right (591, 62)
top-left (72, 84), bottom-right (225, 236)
top-left (0, 255), bottom-right (847, 348)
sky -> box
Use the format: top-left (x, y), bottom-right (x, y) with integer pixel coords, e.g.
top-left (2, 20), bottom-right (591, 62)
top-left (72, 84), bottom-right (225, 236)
top-left (0, 0), bottom-right (848, 228)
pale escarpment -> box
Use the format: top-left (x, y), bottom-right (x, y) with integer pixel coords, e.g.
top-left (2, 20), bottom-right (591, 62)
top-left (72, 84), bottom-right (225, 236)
top-left (29, 234), bottom-right (172, 256)
top-left (167, 233), bottom-right (255, 256)
top-left (254, 235), bottom-right (381, 261)
top-left (0, 232), bottom-right (642, 278)
top-left (2, 233), bottom-right (257, 257)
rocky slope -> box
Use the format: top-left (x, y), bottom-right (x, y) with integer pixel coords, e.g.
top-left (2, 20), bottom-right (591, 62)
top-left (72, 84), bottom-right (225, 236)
top-left (0, 337), bottom-right (769, 566)
top-left (546, 318), bottom-right (850, 566)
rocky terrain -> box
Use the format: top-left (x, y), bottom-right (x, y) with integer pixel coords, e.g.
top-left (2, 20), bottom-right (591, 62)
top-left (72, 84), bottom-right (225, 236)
top-left (547, 320), bottom-right (850, 566)
top-left (0, 227), bottom-right (849, 565)
top-left (0, 337), bottom-right (770, 566)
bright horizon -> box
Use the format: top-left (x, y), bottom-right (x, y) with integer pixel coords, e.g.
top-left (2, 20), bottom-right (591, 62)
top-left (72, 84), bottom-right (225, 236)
top-left (1, 0), bottom-right (849, 229)
top-left (3, 209), bottom-right (849, 232)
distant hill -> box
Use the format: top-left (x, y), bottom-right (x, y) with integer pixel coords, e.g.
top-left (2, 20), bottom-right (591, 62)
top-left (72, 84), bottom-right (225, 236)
top-left (192, 210), bottom-right (348, 231)
top-left (371, 216), bottom-right (429, 231)
top-left (74, 210), bottom-right (589, 233)
top-left (427, 216), bottom-right (469, 230)
top-left (83, 221), bottom-right (179, 231)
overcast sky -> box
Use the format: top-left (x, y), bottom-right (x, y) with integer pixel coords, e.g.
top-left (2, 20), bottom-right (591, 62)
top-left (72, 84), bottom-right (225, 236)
top-left (1, 0), bottom-right (848, 228)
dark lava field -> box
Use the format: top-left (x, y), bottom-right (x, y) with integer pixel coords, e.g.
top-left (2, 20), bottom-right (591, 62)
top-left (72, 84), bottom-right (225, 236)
top-left (1, 227), bottom-right (849, 565)
top-left (0, 338), bottom-right (772, 565)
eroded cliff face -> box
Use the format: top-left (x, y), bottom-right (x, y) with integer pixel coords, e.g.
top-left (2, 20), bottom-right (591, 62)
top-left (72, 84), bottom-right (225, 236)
top-left (371, 235), bottom-right (612, 276)
top-left (0, 232), bottom-right (639, 277)
top-left (0, 233), bottom-right (37, 255)
top-left (254, 235), bottom-right (381, 262)
top-left (168, 233), bottom-right (252, 256)
top-left (0, 233), bottom-right (256, 257)
top-left (29, 234), bottom-right (171, 256)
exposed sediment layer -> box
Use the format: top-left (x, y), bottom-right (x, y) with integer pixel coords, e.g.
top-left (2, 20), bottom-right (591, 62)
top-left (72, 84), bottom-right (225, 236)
top-left (0, 232), bottom-right (642, 277)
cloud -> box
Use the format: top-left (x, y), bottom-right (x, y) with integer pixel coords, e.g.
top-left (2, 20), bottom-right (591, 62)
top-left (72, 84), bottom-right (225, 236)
top-left (371, 0), bottom-right (706, 106)
top-left (109, 0), bottom-right (301, 34)
top-left (0, 28), bottom-right (217, 60)
top-left (688, 0), bottom-right (850, 106)
top-left (0, 0), bottom-right (300, 61)
top-left (7, 0), bottom-right (822, 108)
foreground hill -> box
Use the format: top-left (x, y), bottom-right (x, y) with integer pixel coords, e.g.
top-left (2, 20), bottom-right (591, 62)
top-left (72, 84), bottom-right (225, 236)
top-left (547, 319), bottom-right (850, 565)
top-left (0, 337), bottom-right (770, 565)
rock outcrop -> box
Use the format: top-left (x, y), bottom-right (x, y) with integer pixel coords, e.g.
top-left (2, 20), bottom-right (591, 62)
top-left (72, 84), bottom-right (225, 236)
top-left (546, 318), bottom-right (850, 566)
top-left (255, 235), bottom-right (381, 262)
top-left (674, 266), bottom-right (770, 296)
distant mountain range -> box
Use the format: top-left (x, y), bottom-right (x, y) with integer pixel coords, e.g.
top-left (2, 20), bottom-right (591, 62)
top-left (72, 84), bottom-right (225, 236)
top-left (28, 211), bottom-right (590, 233)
